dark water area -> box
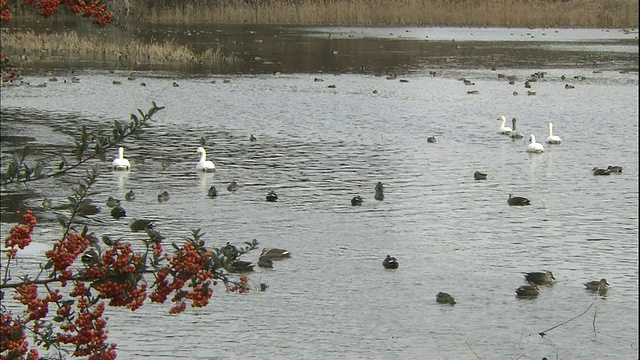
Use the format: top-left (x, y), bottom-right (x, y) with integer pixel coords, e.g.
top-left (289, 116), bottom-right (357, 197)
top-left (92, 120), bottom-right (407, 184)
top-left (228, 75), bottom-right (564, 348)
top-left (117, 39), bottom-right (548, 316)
top-left (4, 21), bottom-right (639, 76)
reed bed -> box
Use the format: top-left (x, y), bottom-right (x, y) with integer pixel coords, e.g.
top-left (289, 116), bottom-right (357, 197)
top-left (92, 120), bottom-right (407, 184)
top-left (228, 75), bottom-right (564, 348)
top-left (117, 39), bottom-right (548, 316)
top-left (0, 30), bottom-right (239, 69)
top-left (141, 0), bottom-right (639, 28)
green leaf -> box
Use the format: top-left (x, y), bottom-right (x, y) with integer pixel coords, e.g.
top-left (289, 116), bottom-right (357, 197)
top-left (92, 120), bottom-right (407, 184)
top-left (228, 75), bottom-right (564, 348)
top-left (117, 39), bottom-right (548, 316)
top-left (44, 260), bottom-right (54, 270)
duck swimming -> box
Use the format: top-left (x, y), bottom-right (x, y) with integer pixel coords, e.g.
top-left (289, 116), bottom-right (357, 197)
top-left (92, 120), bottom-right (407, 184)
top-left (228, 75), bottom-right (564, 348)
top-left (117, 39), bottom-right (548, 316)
top-left (157, 191), bottom-right (169, 202)
top-left (497, 116), bottom-right (512, 135)
top-left (584, 278), bottom-right (609, 293)
top-left (474, 171), bottom-right (487, 180)
top-left (208, 186), bottom-right (218, 198)
top-left (266, 191), bottom-right (278, 202)
top-left (545, 122), bottom-right (562, 144)
top-left (125, 189), bottom-right (136, 201)
top-left (526, 134), bottom-right (544, 153)
top-left (261, 248), bottom-right (291, 260)
top-left (110, 206), bottom-right (126, 219)
top-left (196, 147), bottom-right (216, 172)
top-left (427, 136), bottom-right (437, 143)
top-left (436, 292), bottom-right (456, 305)
top-left (516, 284), bottom-right (539, 299)
top-left (524, 271), bottom-right (555, 285)
top-left (112, 147), bottom-right (131, 171)
top-left (383, 255), bottom-right (399, 269)
top-left (351, 195), bottom-right (363, 206)
top-left (592, 167), bottom-right (610, 176)
top-left (607, 165), bottom-right (623, 173)
top-left (106, 197), bottom-right (121, 208)
top-left (508, 194), bottom-right (530, 206)
top-left (227, 181), bottom-right (238, 192)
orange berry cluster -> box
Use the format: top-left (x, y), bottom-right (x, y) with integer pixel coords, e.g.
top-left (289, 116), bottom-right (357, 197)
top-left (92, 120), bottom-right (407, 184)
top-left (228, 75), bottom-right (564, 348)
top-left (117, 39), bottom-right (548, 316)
top-left (14, 283), bottom-right (62, 323)
top-left (0, 313), bottom-right (39, 359)
top-left (149, 241), bottom-right (218, 313)
top-left (227, 274), bottom-right (250, 294)
top-left (4, 210), bottom-right (37, 260)
top-left (45, 232), bottom-right (91, 272)
top-left (56, 299), bottom-right (117, 359)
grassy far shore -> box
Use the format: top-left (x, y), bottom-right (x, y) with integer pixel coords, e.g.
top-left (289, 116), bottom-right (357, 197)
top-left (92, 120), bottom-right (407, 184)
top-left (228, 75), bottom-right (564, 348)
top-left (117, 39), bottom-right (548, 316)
top-left (7, 0), bottom-right (640, 28)
top-left (133, 0), bottom-right (638, 28)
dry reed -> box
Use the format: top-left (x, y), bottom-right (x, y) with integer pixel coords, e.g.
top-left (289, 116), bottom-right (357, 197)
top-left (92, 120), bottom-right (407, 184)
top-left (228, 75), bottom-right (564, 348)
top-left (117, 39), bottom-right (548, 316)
top-left (141, 0), bottom-right (638, 28)
top-left (0, 30), bottom-right (239, 68)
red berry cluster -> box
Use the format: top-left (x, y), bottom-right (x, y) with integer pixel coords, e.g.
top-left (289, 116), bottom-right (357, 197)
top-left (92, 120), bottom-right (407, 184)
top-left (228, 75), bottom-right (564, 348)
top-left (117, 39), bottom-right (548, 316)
top-left (85, 242), bottom-right (148, 310)
top-left (227, 274), bottom-right (250, 294)
top-left (0, 313), bottom-right (39, 359)
top-left (14, 283), bottom-right (63, 322)
top-left (0, 0), bottom-right (12, 23)
top-left (149, 241), bottom-right (218, 313)
top-left (5, 0), bottom-right (114, 25)
top-left (57, 299), bottom-right (117, 359)
top-left (45, 232), bottom-right (91, 273)
top-left (4, 210), bottom-right (36, 259)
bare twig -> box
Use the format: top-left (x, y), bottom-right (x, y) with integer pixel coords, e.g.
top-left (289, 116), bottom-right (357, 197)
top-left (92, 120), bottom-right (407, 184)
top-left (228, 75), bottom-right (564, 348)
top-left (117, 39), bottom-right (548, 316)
top-left (511, 330), bottom-right (525, 360)
top-left (538, 300), bottom-right (595, 337)
top-left (592, 305), bottom-right (598, 334)
top-left (464, 338), bottom-right (483, 360)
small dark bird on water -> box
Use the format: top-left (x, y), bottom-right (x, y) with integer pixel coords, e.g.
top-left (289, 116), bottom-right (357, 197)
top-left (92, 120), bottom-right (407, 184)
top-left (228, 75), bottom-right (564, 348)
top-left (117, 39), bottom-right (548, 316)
top-left (524, 271), bottom-right (555, 285)
top-left (607, 165), bottom-right (623, 173)
top-left (227, 181), bottom-right (238, 192)
top-left (130, 219), bottom-right (155, 232)
top-left (507, 194), bottom-right (530, 206)
top-left (383, 255), bottom-right (399, 269)
top-left (110, 206), bottom-right (126, 219)
top-left (351, 195), bottom-right (363, 206)
top-left (266, 191), bottom-right (278, 202)
top-left (474, 171), bottom-right (487, 180)
top-left (436, 292), bottom-right (456, 305)
top-left (250, 134), bottom-right (257, 142)
top-left (592, 167), bottom-right (610, 176)
top-left (208, 186), bottom-right (218, 198)
top-left (516, 284), bottom-right (539, 298)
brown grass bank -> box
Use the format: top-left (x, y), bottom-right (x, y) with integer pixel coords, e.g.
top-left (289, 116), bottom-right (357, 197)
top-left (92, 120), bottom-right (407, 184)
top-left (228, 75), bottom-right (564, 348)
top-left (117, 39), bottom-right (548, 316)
top-left (0, 30), bottom-right (239, 70)
top-left (138, 0), bottom-right (638, 28)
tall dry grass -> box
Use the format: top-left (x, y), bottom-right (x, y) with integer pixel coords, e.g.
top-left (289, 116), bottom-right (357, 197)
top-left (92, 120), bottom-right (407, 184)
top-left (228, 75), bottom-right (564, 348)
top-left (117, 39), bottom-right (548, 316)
top-left (0, 30), bottom-right (238, 68)
top-left (141, 0), bottom-right (639, 28)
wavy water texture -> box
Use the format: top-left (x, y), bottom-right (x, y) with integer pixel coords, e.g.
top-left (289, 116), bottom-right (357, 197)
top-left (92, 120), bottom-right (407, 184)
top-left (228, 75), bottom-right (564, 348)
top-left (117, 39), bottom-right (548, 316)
top-left (1, 64), bottom-right (638, 358)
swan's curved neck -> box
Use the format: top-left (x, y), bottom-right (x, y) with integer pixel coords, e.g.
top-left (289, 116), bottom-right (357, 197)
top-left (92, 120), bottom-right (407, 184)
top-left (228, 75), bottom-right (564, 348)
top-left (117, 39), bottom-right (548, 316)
top-left (548, 123), bottom-right (553, 136)
top-left (531, 135), bottom-right (536, 143)
top-left (119, 147), bottom-right (125, 159)
top-left (199, 150), bottom-right (207, 162)
top-left (501, 117), bottom-right (507, 126)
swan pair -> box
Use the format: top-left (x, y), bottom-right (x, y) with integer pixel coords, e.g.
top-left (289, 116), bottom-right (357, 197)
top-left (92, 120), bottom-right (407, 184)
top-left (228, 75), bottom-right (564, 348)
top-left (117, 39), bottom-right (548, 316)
top-left (497, 116), bottom-right (525, 139)
top-left (112, 146), bottom-right (216, 172)
top-left (527, 122), bottom-right (562, 152)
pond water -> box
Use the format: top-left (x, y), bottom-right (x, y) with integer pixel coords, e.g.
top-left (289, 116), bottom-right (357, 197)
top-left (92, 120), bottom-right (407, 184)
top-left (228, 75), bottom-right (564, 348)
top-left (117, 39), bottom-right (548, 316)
top-left (1, 26), bottom-right (639, 360)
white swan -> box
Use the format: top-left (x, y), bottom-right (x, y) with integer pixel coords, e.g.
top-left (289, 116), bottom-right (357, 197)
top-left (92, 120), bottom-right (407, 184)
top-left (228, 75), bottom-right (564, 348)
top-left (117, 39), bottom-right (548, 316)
top-left (510, 118), bottom-right (524, 139)
top-left (112, 147), bottom-right (131, 171)
top-left (497, 115), bottom-right (512, 135)
top-left (196, 147), bottom-right (216, 172)
top-left (546, 122), bottom-right (562, 144)
top-left (527, 134), bottom-right (544, 153)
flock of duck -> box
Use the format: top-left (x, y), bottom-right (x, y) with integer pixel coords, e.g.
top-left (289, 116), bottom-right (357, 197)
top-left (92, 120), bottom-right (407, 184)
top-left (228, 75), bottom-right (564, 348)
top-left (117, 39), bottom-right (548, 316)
top-left (107, 139), bottom-right (296, 278)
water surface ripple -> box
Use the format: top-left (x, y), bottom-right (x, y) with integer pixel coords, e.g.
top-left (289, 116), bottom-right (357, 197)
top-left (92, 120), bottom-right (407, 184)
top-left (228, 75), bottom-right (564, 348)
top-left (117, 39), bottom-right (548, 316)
top-left (1, 61), bottom-right (638, 359)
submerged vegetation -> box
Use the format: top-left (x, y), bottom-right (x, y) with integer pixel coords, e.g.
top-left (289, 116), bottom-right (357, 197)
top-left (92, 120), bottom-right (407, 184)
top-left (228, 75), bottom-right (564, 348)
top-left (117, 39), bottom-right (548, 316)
top-left (135, 0), bottom-right (638, 28)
